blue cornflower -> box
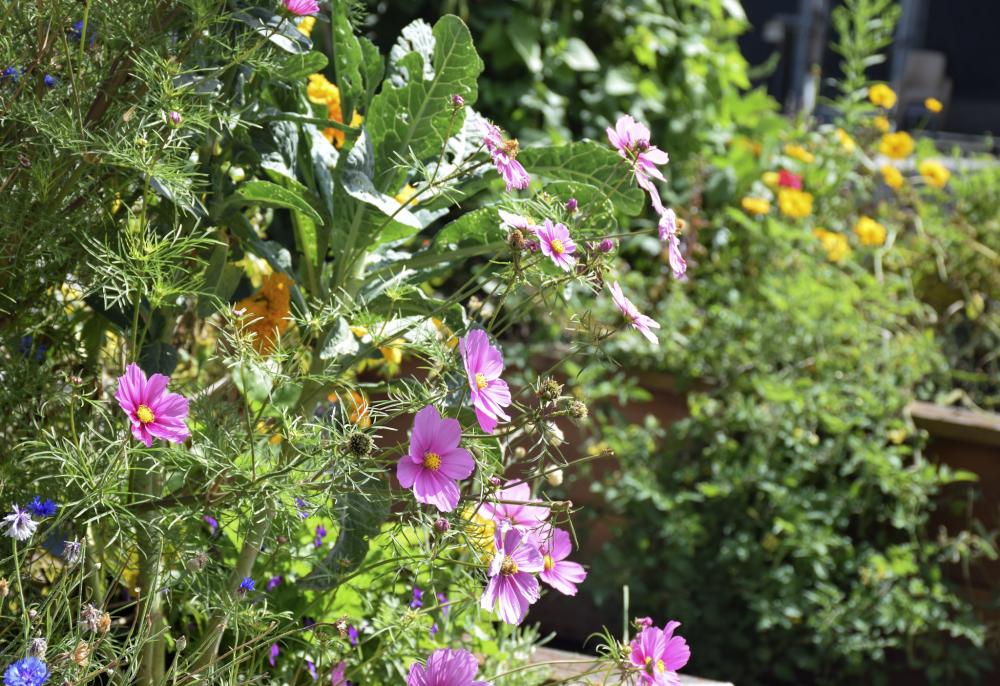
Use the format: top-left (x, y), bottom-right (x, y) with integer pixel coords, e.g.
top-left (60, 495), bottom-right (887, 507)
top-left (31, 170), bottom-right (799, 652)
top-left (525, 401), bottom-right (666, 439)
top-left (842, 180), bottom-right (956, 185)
top-left (2, 67), bottom-right (21, 84)
top-left (294, 497), bottom-right (309, 519)
top-left (347, 625), bottom-right (358, 646)
top-left (238, 576), bottom-right (255, 594)
top-left (313, 524), bottom-right (326, 549)
top-left (409, 586), bottom-right (423, 609)
top-left (68, 20), bottom-right (95, 46)
top-left (43, 75), bottom-right (57, 89)
top-left (3, 657), bottom-right (49, 686)
top-left (265, 575), bottom-right (282, 592)
top-left (28, 497), bottom-right (57, 518)
top-left (2, 506), bottom-right (37, 541)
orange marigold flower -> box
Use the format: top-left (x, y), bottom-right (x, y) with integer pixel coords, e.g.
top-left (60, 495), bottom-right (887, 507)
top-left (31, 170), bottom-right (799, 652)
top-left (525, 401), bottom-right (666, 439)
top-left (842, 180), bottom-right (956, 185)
top-left (236, 272), bottom-right (294, 354)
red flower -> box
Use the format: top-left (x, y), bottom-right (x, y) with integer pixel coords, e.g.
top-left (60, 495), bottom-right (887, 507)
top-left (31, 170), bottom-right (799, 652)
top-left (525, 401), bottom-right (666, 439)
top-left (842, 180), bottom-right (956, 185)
top-left (778, 170), bottom-right (802, 189)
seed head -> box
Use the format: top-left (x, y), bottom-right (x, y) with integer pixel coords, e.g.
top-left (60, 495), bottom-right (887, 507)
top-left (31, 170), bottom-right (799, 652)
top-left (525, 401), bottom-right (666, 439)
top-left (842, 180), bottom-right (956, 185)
top-left (348, 432), bottom-right (374, 457)
top-left (539, 378), bottom-right (563, 402)
top-left (569, 400), bottom-right (588, 420)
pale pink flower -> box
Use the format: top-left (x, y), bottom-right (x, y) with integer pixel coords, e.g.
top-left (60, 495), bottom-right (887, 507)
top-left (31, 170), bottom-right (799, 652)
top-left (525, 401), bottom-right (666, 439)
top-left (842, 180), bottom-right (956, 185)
top-left (538, 527), bottom-right (587, 596)
top-left (406, 648), bottom-right (491, 686)
top-left (282, 0), bottom-right (320, 16)
top-left (629, 621), bottom-right (691, 686)
top-left (536, 219), bottom-right (576, 272)
top-left (608, 282), bottom-right (660, 346)
top-left (657, 209), bottom-right (686, 279)
top-left (479, 481), bottom-right (549, 530)
top-left (606, 115), bottom-right (669, 209)
top-left (460, 330), bottom-right (511, 434)
top-left (481, 527), bottom-right (544, 624)
top-left (498, 209), bottom-right (537, 233)
top-left (397, 405), bottom-right (475, 512)
top-left (115, 363), bottom-right (190, 446)
top-left (480, 120), bottom-right (530, 192)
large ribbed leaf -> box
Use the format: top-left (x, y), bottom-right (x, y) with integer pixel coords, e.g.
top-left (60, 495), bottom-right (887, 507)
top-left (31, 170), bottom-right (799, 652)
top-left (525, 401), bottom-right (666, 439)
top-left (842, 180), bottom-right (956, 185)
top-left (366, 15), bottom-right (483, 193)
top-left (517, 141), bottom-right (646, 216)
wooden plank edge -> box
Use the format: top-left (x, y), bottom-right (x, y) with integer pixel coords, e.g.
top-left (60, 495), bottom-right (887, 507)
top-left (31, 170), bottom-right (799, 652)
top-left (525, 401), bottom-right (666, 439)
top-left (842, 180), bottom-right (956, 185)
top-left (907, 401), bottom-right (1000, 448)
top-left (530, 647), bottom-right (735, 686)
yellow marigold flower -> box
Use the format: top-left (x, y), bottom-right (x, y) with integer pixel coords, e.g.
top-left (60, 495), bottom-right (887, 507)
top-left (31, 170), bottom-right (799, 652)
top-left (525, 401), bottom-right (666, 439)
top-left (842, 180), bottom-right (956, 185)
top-left (236, 272), bottom-right (294, 354)
top-left (924, 97), bottom-right (943, 113)
top-left (878, 131), bottom-right (914, 160)
top-left (394, 184), bottom-right (419, 207)
top-left (918, 159), bottom-right (950, 188)
top-left (784, 144), bottom-right (815, 164)
top-left (873, 115), bottom-right (890, 133)
top-left (297, 16), bottom-right (316, 37)
top-left (460, 505), bottom-right (496, 561)
top-left (379, 339), bottom-right (404, 366)
top-left (306, 73), bottom-right (339, 105)
top-left (761, 171), bottom-right (780, 187)
top-left (812, 228), bottom-right (850, 262)
top-left (835, 128), bottom-right (856, 153)
top-left (880, 165), bottom-right (904, 190)
top-left (268, 434), bottom-right (283, 446)
top-left (329, 390), bottom-right (372, 428)
top-left (868, 83), bottom-right (897, 109)
top-left (777, 188), bottom-right (814, 219)
top-left (854, 215), bottom-right (887, 247)
top-left (741, 196), bottom-right (771, 216)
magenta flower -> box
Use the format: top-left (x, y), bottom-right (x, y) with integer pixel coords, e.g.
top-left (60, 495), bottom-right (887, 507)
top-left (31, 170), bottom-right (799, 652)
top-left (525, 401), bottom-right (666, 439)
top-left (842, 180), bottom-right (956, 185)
top-left (406, 648), bottom-right (491, 686)
top-left (629, 621), bottom-right (691, 686)
top-left (269, 644), bottom-right (279, 668)
top-left (330, 662), bottom-right (350, 686)
top-left (606, 115), bottom-right (670, 211)
top-left (608, 281), bottom-right (661, 346)
top-left (480, 527), bottom-right (544, 624)
top-left (397, 405), bottom-right (475, 512)
top-left (480, 120), bottom-right (530, 192)
top-left (657, 209), bottom-right (686, 279)
top-left (460, 329), bottom-right (511, 434)
top-left (536, 219), bottom-right (577, 272)
top-left (282, 0), bottom-right (320, 16)
top-left (115, 363), bottom-right (190, 447)
top-left (478, 481), bottom-right (548, 530)
top-left (538, 527), bottom-right (587, 596)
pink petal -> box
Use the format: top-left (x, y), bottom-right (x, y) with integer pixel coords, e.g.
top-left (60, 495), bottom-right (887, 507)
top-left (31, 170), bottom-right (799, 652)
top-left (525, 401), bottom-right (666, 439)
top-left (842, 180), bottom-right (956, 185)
top-left (474, 405), bottom-right (498, 434)
top-left (663, 634), bottom-right (691, 672)
top-left (413, 470), bottom-right (460, 512)
top-left (547, 527), bottom-right (574, 560)
top-left (540, 559), bottom-right (587, 595)
top-left (438, 448), bottom-right (475, 480)
top-left (396, 455), bottom-right (422, 488)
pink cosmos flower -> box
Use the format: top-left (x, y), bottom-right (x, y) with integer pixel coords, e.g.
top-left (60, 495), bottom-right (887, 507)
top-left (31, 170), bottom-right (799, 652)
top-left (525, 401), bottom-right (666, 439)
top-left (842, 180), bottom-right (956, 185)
top-left (498, 209), bottom-right (538, 233)
top-left (538, 527), bottom-right (587, 596)
top-left (478, 481), bottom-right (549, 530)
top-left (480, 120), bottom-right (530, 192)
top-left (536, 219), bottom-right (577, 272)
top-left (115, 363), bottom-right (190, 447)
top-left (629, 622), bottom-right (691, 686)
top-left (282, 0), bottom-right (320, 16)
top-left (481, 527), bottom-right (544, 624)
top-left (406, 648), bottom-right (491, 686)
top-left (608, 281), bottom-right (661, 346)
top-left (657, 209), bottom-right (686, 279)
top-left (460, 329), bottom-right (511, 434)
top-left (330, 662), bottom-right (350, 686)
top-left (606, 115), bottom-right (670, 210)
top-left (397, 405), bottom-right (475, 512)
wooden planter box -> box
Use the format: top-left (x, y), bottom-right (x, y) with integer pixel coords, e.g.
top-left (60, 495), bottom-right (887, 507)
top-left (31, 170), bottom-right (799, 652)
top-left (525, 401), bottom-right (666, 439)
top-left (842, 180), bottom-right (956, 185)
top-left (531, 647), bottom-right (733, 686)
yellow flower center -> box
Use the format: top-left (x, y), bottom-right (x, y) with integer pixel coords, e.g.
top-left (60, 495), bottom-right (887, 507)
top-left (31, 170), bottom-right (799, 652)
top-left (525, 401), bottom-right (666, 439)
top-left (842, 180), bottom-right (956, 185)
top-left (500, 555), bottom-right (518, 575)
top-left (475, 373), bottom-right (488, 390)
top-left (543, 554), bottom-right (555, 571)
top-left (136, 404), bottom-right (155, 425)
top-left (643, 657), bottom-right (666, 674)
top-left (423, 452), bottom-right (442, 471)
top-left (550, 239), bottom-right (565, 255)
top-left (503, 138), bottom-right (520, 159)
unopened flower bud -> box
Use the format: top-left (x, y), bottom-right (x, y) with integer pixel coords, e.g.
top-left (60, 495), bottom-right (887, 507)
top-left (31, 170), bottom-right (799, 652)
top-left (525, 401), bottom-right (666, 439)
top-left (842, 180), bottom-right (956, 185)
top-left (569, 400), bottom-right (588, 420)
top-left (0, 578), bottom-right (8, 597)
top-left (634, 616), bottom-right (654, 630)
top-left (513, 446), bottom-right (527, 460)
top-left (434, 518), bottom-right (450, 533)
top-left (168, 110), bottom-right (182, 127)
top-left (539, 378), bottom-right (563, 402)
top-left (175, 636), bottom-right (188, 652)
top-left (508, 229), bottom-right (526, 251)
top-left (598, 238), bottom-right (615, 253)
top-left (228, 165), bottom-right (246, 183)
top-left (28, 609), bottom-right (38, 620)
top-left (348, 432), bottom-right (374, 457)
top-left (489, 476), bottom-right (502, 487)
top-left (28, 637), bottom-right (47, 659)
top-left (546, 469), bottom-right (564, 487)
top-left (545, 422), bottom-right (564, 447)
top-left (451, 94), bottom-right (465, 108)
top-left (565, 198), bottom-right (578, 213)
top-left (63, 539), bottom-right (82, 565)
